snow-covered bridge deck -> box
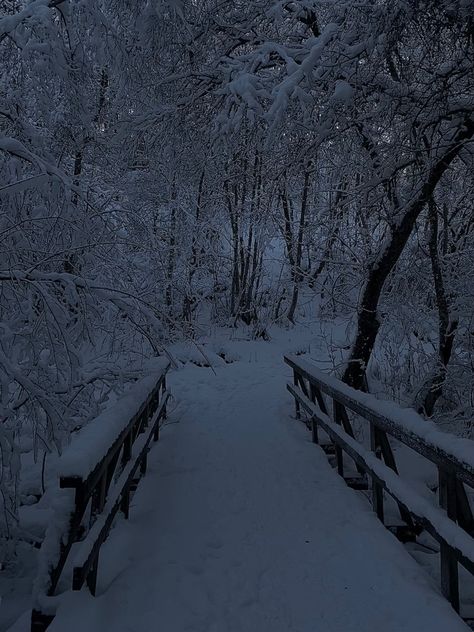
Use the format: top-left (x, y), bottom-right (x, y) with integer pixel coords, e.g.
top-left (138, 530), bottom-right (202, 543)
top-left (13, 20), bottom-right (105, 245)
top-left (44, 350), bottom-right (470, 632)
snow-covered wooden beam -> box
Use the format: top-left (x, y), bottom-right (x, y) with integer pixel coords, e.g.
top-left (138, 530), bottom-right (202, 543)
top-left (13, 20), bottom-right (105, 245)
top-left (285, 353), bottom-right (474, 618)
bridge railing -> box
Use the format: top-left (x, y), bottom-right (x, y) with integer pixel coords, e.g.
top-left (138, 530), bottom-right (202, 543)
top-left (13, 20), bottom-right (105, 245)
top-left (31, 361), bottom-right (171, 631)
top-left (285, 354), bottom-right (474, 617)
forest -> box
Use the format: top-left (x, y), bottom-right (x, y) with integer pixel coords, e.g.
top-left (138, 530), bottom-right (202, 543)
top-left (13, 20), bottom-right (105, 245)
top-left (1, 0), bottom-right (474, 628)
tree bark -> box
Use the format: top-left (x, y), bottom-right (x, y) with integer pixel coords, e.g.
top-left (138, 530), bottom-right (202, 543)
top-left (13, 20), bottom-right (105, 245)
top-left (343, 119), bottom-right (474, 390)
top-left (419, 198), bottom-right (458, 416)
top-left (287, 163), bottom-right (311, 323)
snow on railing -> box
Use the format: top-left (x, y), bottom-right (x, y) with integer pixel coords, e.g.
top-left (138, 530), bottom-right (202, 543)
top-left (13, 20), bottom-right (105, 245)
top-left (285, 353), bottom-right (474, 620)
top-left (31, 360), bottom-right (171, 632)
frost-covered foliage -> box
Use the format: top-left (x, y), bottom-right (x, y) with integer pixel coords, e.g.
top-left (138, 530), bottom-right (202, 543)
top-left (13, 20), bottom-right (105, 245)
top-left (188, 0), bottom-right (474, 420)
top-left (0, 0), bottom-right (180, 555)
top-left (1, 0), bottom-right (474, 567)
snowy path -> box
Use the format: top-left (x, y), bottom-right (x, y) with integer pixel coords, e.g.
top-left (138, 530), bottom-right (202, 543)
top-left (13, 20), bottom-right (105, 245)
top-left (48, 348), bottom-right (468, 632)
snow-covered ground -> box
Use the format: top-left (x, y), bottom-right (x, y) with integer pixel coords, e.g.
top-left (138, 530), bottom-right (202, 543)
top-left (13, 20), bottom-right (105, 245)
top-left (8, 331), bottom-right (470, 631)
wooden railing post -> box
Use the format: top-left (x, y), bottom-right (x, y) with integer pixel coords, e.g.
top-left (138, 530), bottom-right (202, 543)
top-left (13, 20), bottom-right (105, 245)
top-left (293, 369), bottom-right (301, 419)
top-left (90, 472), bottom-right (107, 525)
top-left (31, 611), bottom-right (54, 632)
top-left (370, 422), bottom-right (384, 523)
top-left (455, 480), bottom-right (474, 536)
top-left (120, 484), bottom-right (130, 519)
top-left (162, 377), bottom-right (168, 420)
top-left (309, 384), bottom-right (319, 444)
top-left (154, 387), bottom-right (161, 442)
top-left (332, 401), bottom-right (344, 476)
top-left (439, 467), bottom-right (460, 611)
top-left (122, 431), bottom-right (132, 464)
top-left (86, 554), bottom-right (99, 596)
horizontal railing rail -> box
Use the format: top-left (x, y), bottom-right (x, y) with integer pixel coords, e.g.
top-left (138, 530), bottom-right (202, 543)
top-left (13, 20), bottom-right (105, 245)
top-left (285, 354), bottom-right (474, 618)
top-left (31, 362), bottom-right (171, 631)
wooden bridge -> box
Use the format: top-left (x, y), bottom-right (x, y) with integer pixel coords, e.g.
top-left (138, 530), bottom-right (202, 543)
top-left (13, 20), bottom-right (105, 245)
top-left (30, 353), bottom-right (474, 631)
top-left (31, 362), bottom-right (170, 630)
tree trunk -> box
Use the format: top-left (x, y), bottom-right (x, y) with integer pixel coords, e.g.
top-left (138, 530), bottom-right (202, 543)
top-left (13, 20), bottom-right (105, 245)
top-left (419, 198), bottom-right (458, 416)
top-left (165, 179), bottom-right (178, 311)
top-left (287, 163), bottom-right (311, 323)
top-left (343, 120), bottom-right (474, 390)
top-left (182, 167), bottom-right (206, 322)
